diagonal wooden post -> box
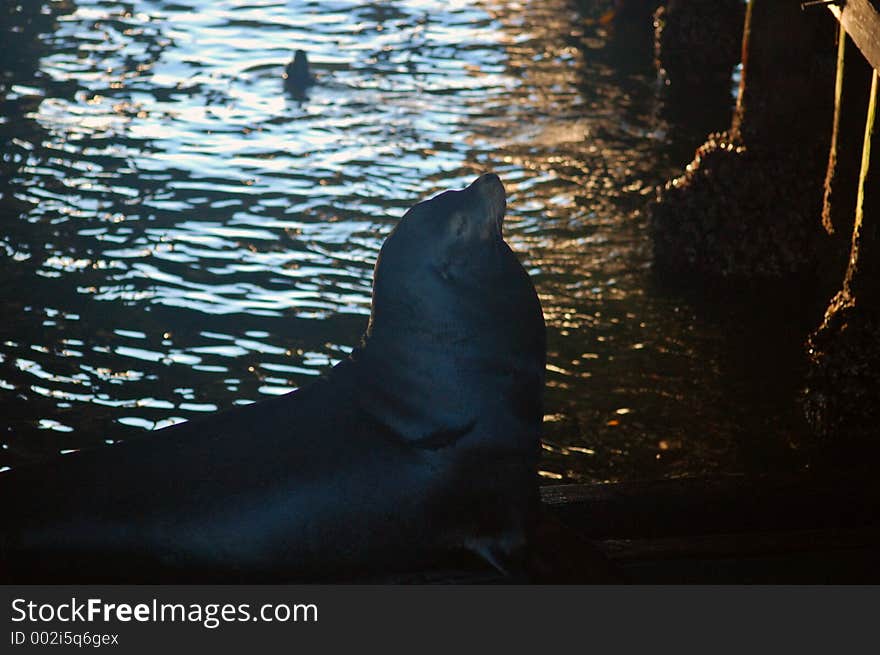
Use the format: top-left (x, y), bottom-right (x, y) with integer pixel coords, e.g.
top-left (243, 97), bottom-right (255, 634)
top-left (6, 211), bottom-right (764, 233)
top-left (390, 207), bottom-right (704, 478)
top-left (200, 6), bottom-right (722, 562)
top-left (840, 68), bottom-right (879, 308)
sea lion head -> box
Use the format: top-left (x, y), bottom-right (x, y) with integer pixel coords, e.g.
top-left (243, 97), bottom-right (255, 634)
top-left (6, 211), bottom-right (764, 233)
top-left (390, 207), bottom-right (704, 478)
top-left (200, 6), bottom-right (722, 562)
top-left (368, 173), bottom-right (542, 352)
top-left (358, 173), bottom-right (545, 447)
top-left (369, 174), bottom-right (537, 337)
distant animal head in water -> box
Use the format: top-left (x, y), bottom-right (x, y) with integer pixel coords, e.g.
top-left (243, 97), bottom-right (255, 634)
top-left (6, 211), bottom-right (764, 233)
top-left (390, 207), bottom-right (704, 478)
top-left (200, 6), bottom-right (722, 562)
top-left (284, 50), bottom-right (313, 94)
top-left (368, 173), bottom-right (543, 346)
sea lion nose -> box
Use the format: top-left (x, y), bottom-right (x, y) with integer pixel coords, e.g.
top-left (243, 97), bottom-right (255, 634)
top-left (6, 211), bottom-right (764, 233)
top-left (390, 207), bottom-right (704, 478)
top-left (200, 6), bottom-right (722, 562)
top-left (469, 173), bottom-right (506, 234)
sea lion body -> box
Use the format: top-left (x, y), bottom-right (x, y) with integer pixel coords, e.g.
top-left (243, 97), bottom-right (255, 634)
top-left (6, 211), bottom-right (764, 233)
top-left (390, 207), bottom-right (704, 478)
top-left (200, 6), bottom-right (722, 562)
top-left (0, 174), bottom-right (546, 583)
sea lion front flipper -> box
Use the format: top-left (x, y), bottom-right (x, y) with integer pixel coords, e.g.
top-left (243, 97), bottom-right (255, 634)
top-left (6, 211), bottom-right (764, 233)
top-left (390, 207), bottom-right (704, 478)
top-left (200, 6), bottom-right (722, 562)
top-left (464, 534), bottom-right (526, 579)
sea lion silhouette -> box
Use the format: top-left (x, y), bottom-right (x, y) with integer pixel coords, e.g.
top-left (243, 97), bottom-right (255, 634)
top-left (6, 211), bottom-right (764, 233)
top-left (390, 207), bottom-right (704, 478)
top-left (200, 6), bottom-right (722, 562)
top-left (284, 49), bottom-right (314, 96)
top-left (0, 173), bottom-right (546, 583)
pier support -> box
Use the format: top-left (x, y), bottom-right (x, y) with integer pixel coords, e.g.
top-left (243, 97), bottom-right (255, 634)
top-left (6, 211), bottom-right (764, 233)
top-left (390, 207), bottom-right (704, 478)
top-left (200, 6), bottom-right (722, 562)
top-left (653, 0), bottom-right (745, 147)
top-left (650, 0), bottom-right (836, 279)
top-left (805, 69), bottom-right (880, 443)
top-left (653, 0), bottom-right (744, 88)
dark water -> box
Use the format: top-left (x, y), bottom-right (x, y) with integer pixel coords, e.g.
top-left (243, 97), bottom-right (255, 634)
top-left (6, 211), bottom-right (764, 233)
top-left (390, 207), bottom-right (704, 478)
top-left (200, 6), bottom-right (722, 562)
top-left (0, 0), bottom-right (809, 482)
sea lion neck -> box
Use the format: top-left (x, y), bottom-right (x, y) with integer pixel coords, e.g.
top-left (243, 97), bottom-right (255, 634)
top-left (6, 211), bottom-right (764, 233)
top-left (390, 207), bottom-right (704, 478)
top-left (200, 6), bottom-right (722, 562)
top-left (352, 332), bottom-right (516, 448)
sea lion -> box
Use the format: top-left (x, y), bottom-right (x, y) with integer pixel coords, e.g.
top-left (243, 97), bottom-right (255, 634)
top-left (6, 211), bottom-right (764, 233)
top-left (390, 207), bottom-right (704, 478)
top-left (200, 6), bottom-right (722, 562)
top-left (0, 173), bottom-right (546, 583)
top-left (284, 49), bottom-right (314, 96)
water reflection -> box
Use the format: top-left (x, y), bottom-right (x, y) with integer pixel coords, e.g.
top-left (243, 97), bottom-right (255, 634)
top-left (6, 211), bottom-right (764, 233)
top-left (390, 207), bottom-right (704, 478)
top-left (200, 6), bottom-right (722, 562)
top-left (0, 0), bottom-right (807, 481)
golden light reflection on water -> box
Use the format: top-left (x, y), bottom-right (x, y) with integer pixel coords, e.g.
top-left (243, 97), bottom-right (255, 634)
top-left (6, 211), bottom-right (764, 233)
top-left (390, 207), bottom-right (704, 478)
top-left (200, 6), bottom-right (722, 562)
top-left (0, 0), bottom-right (807, 482)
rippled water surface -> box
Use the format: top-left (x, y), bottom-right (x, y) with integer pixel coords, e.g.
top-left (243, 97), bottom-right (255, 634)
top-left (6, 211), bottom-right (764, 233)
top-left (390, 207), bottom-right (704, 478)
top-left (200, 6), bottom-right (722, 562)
top-left (1, 0), bottom-right (809, 482)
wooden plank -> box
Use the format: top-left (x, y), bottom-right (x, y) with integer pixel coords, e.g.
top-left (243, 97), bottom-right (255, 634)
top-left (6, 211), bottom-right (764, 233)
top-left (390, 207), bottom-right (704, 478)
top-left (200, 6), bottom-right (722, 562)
top-left (367, 478), bottom-right (880, 583)
top-left (830, 0), bottom-right (880, 73)
top-left (540, 479), bottom-right (880, 583)
top-left (597, 527), bottom-right (880, 562)
top-left (540, 474), bottom-right (880, 539)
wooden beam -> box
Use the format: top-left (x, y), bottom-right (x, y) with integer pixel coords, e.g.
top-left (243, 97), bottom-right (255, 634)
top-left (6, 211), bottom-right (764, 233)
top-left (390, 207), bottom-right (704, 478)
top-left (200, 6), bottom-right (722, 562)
top-left (540, 473), bottom-right (880, 539)
top-left (830, 0), bottom-right (880, 73)
top-left (597, 527), bottom-right (880, 562)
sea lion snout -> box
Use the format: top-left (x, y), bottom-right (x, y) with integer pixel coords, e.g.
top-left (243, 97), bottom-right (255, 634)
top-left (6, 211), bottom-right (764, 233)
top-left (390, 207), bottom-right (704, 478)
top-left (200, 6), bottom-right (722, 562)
top-left (468, 173), bottom-right (506, 236)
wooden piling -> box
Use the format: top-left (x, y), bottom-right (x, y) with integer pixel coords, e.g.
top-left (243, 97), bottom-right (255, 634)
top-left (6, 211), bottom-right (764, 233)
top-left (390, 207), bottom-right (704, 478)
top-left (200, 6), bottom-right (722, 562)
top-left (847, 69), bottom-right (879, 299)
top-left (650, 0), bottom-right (835, 279)
top-left (804, 4), bottom-right (880, 443)
top-left (821, 22), bottom-right (847, 235)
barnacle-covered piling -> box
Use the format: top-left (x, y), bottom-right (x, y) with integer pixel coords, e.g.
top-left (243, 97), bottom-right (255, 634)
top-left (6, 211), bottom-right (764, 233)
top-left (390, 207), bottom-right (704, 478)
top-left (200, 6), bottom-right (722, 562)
top-left (806, 69), bottom-right (880, 443)
top-left (650, 0), bottom-right (836, 280)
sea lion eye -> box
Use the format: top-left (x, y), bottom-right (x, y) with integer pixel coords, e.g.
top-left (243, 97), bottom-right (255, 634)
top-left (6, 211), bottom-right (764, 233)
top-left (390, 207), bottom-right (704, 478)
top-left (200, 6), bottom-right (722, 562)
top-left (449, 212), bottom-right (466, 238)
top-left (435, 259), bottom-right (455, 282)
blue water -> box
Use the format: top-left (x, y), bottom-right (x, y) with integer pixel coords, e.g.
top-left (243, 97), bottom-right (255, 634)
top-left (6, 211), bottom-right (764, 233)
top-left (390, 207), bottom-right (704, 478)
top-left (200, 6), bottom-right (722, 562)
top-left (0, 0), bottom-right (808, 482)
